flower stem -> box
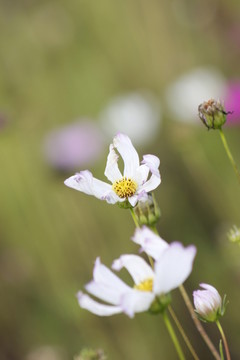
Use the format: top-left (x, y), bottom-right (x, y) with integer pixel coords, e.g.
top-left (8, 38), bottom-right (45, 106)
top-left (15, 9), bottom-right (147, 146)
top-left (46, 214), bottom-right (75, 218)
top-left (168, 306), bottom-right (200, 360)
top-left (129, 208), bottom-right (154, 268)
top-left (179, 285), bottom-right (221, 360)
top-left (216, 320), bottom-right (231, 360)
top-left (219, 128), bottom-right (240, 183)
top-left (129, 207), bottom-right (140, 228)
top-left (162, 310), bottom-right (186, 360)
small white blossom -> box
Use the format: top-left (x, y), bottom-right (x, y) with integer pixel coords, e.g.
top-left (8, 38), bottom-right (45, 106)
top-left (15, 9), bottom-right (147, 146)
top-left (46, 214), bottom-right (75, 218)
top-left (77, 242), bottom-right (196, 318)
top-left (64, 133), bottom-right (161, 207)
top-left (193, 283), bottom-right (222, 322)
top-left (165, 67), bottom-right (226, 124)
top-left (99, 93), bottom-right (161, 146)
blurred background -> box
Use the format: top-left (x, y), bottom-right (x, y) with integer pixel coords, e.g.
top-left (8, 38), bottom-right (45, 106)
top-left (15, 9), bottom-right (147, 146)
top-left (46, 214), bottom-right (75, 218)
top-left (0, 0), bottom-right (240, 359)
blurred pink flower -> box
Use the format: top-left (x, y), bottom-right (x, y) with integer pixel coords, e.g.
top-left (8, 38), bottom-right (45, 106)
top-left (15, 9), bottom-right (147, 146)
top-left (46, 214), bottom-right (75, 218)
top-left (224, 82), bottom-right (240, 125)
top-left (43, 120), bottom-right (105, 171)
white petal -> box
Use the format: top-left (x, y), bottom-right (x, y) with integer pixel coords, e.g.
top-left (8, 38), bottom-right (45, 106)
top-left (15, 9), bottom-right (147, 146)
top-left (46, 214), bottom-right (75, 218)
top-left (112, 254), bottom-right (154, 285)
top-left (86, 280), bottom-right (129, 305)
top-left (104, 144), bottom-right (122, 183)
top-left (135, 164), bottom-right (149, 186)
top-left (77, 292), bottom-right (122, 316)
top-left (142, 154), bottom-right (160, 177)
top-left (154, 242), bottom-right (196, 295)
top-left (64, 170), bottom-right (118, 204)
top-left (93, 258), bottom-right (130, 292)
top-left (132, 226), bottom-right (169, 260)
top-left (120, 289), bottom-right (155, 318)
top-left (128, 194), bottom-right (139, 207)
top-left (113, 133), bottom-right (139, 178)
top-left (139, 174), bottom-right (161, 194)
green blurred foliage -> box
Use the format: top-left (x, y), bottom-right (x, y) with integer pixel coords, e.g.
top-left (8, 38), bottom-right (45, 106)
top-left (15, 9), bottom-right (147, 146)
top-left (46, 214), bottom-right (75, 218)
top-left (0, 0), bottom-right (240, 359)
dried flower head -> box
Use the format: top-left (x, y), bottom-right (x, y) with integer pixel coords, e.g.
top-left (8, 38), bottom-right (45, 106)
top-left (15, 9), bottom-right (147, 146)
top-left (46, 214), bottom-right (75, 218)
top-left (198, 99), bottom-right (227, 129)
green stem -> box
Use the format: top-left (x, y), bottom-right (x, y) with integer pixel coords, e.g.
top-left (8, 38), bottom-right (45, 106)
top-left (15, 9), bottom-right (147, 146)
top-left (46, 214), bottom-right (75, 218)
top-left (129, 207), bottom-right (140, 228)
top-left (219, 128), bottom-right (240, 183)
top-left (179, 285), bottom-right (221, 360)
top-left (216, 320), bottom-right (231, 360)
top-left (162, 311), bottom-right (186, 360)
top-left (129, 208), bottom-right (154, 268)
top-left (168, 306), bottom-right (200, 360)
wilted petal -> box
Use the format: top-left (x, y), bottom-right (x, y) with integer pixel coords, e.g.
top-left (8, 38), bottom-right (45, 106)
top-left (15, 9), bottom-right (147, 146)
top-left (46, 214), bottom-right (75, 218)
top-left (154, 242), bottom-right (196, 295)
top-left (113, 133), bottom-right (139, 178)
top-left (142, 154), bottom-right (160, 177)
top-left (104, 144), bottom-right (122, 183)
top-left (64, 170), bottom-right (117, 203)
top-left (112, 254), bottom-right (154, 285)
top-left (132, 226), bottom-right (168, 260)
top-left (77, 292), bottom-right (122, 316)
top-left (120, 289), bottom-right (155, 318)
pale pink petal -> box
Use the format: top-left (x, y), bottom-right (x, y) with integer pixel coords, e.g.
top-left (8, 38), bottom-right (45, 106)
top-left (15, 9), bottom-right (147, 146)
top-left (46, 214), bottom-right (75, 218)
top-left (64, 170), bottom-right (118, 204)
top-left (120, 289), bottom-right (155, 318)
top-left (132, 226), bottom-right (168, 260)
top-left (142, 154), bottom-right (160, 177)
top-left (86, 280), bottom-right (130, 305)
top-left (93, 258), bottom-right (129, 292)
top-left (112, 254), bottom-right (154, 285)
top-left (154, 242), bottom-right (196, 295)
top-left (135, 164), bottom-right (149, 186)
top-left (104, 144), bottom-right (122, 183)
top-left (138, 174), bottom-right (161, 194)
top-left (77, 292), bottom-right (122, 316)
top-left (113, 133), bottom-right (139, 178)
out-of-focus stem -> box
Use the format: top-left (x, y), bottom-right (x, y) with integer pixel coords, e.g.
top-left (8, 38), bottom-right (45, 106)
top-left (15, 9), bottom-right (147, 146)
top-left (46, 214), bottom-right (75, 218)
top-left (216, 320), bottom-right (231, 360)
top-left (162, 311), bottom-right (186, 360)
top-left (168, 306), bottom-right (200, 360)
top-left (219, 128), bottom-right (240, 183)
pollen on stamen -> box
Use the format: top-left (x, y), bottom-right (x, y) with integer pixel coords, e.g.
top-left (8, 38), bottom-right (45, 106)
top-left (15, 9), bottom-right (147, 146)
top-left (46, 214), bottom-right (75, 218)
top-left (134, 278), bottom-right (153, 292)
top-left (112, 177), bottom-right (137, 199)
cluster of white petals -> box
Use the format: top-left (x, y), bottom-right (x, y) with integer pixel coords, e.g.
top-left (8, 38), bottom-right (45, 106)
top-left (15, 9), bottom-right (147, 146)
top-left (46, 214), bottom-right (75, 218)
top-left (77, 227), bottom-right (196, 318)
top-left (64, 133), bottom-right (161, 207)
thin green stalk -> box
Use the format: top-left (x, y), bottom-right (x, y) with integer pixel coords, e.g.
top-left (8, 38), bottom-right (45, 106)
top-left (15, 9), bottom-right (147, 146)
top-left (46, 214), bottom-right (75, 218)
top-left (219, 128), bottom-right (240, 183)
top-left (129, 207), bottom-right (140, 228)
top-left (168, 306), bottom-right (200, 360)
top-left (162, 311), bottom-right (186, 360)
top-left (216, 320), bottom-right (231, 360)
top-left (129, 207), bottom-right (154, 268)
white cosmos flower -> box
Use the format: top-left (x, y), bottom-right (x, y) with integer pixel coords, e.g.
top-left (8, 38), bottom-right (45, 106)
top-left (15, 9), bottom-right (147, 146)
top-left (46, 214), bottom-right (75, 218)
top-left (77, 242), bottom-right (196, 318)
top-left (64, 133), bottom-right (161, 207)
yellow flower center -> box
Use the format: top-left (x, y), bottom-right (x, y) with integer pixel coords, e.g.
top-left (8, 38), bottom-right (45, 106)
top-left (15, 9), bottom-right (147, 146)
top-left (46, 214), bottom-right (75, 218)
top-left (134, 278), bottom-right (153, 292)
top-left (112, 177), bottom-right (137, 199)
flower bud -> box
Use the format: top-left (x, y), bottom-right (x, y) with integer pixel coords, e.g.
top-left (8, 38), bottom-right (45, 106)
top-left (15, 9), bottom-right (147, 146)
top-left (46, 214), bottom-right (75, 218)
top-left (227, 225), bottom-right (240, 244)
top-left (198, 99), bottom-right (227, 129)
top-left (193, 283), bottom-right (226, 322)
top-left (133, 193), bottom-right (161, 227)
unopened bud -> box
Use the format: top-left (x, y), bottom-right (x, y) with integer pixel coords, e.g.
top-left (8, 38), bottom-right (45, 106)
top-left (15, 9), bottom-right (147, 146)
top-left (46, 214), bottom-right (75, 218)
top-left (133, 193), bottom-right (161, 227)
top-left (193, 283), bottom-right (227, 322)
top-left (228, 225), bottom-right (240, 244)
top-left (198, 99), bottom-right (227, 129)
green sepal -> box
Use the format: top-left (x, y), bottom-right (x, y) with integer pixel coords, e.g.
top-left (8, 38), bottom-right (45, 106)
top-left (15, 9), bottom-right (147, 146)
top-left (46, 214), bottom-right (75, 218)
top-left (117, 200), bottom-right (133, 209)
top-left (148, 293), bottom-right (172, 315)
